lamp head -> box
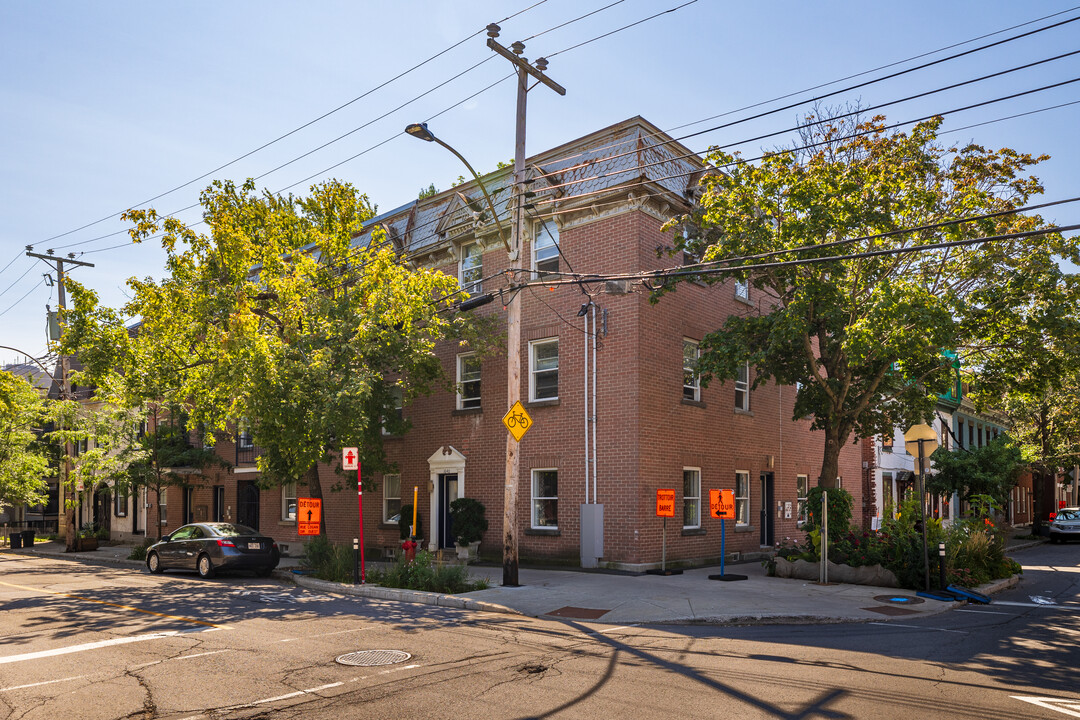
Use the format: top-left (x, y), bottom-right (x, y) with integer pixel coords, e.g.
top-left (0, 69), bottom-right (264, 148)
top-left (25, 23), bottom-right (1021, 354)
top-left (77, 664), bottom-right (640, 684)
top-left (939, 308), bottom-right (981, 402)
top-left (405, 122), bottom-right (436, 142)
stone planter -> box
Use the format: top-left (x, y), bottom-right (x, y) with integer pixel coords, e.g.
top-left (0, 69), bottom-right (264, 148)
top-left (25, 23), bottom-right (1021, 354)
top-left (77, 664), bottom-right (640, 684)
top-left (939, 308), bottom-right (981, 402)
top-left (773, 556), bottom-right (899, 587)
top-left (455, 540), bottom-right (480, 562)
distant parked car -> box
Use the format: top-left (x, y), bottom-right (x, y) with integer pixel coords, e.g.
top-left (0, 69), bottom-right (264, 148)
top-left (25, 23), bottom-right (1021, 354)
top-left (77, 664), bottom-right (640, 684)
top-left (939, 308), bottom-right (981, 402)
top-left (146, 523), bottom-right (280, 578)
top-left (1049, 509), bottom-right (1080, 543)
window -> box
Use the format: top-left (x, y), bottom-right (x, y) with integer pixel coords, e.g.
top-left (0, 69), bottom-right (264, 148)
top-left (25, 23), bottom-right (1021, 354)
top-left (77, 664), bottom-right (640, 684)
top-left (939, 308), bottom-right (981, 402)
top-left (531, 468), bottom-right (558, 528)
top-left (735, 278), bottom-right (749, 302)
top-left (735, 471), bottom-right (750, 526)
top-left (796, 475), bottom-right (809, 526)
top-left (529, 338), bottom-right (559, 401)
top-left (683, 468), bottom-right (701, 529)
top-left (159, 489), bottom-right (168, 525)
top-left (115, 488), bottom-right (128, 518)
top-left (968, 423), bottom-right (974, 449)
top-left (459, 241), bottom-right (482, 294)
top-left (683, 340), bottom-right (700, 401)
top-left (533, 222), bottom-right (559, 276)
top-left (382, 387), bottom-right (404, 435)
top-left (383, 474), bottom-right (401, 523)
top-left (457, 353), bottom-right (481, 410)
top-left (881, 433), bottom-right (894, 453)
top-left (213, 486), bottom-right (225, 522)
top-left (281, 483), bottom-right (297, 521)
top-left (735, 362), bottom-right (750, 411)
top-left (238, 419), bottom-right (253, 449)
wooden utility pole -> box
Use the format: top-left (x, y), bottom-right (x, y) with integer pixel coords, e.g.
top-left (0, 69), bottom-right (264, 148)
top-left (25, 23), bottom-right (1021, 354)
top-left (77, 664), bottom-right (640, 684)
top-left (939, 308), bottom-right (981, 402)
top-left (26, 250), bottom-right (95, 551)
top-left (485, 24), bottom-right (566, 587)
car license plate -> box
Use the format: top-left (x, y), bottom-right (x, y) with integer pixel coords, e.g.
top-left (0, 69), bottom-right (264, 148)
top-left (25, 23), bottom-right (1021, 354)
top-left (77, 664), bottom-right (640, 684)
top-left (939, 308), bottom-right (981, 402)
top-left (248, 542), bottom-right (261, 550)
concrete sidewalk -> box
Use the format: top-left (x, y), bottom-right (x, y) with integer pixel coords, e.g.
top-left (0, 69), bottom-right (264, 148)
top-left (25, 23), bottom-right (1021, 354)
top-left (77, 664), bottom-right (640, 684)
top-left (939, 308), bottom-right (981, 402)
top-left (6, 539), bottom-right (1026, 626)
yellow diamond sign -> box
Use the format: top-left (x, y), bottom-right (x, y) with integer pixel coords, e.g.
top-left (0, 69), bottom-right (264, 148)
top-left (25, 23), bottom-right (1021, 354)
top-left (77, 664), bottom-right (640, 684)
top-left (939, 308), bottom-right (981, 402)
top-left (502, 401), bottom-right (533, 442)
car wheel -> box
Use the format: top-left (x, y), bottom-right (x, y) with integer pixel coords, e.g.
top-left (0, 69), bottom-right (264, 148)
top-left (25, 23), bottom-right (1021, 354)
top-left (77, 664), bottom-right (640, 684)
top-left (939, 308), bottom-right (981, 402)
top-left (147, 552), bottom-right (164, 574)
top-left (255, 567), bottom-right (274, 578)
top-left (197, 554), bottom-right (215, 578)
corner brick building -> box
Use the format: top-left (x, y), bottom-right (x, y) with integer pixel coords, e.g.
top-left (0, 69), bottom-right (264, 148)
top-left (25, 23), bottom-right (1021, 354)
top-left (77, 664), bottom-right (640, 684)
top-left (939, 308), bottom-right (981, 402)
top-left (147, 117), bottom-right (863, 570)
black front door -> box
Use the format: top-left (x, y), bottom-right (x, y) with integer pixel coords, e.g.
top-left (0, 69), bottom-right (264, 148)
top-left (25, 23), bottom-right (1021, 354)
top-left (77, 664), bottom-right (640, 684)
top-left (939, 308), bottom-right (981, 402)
top-left (93, 488), bottom-right (111, 533)
top-left (760, 472), bottom-right (775, 547)
top-left (438, 473), bottom-right (459, 549)
top-left (238, 482), bottom-right (260, 530)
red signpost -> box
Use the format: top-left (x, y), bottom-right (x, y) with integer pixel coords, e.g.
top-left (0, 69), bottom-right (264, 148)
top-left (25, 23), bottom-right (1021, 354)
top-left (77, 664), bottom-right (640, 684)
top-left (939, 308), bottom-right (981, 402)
top-left (343, 447), bottom-right (364, 584)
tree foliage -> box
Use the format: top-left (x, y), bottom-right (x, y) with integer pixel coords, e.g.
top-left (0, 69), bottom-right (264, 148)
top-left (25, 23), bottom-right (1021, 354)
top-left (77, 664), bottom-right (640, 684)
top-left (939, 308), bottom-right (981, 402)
top-left (62, 179), bottom-right (487, 534)
top-left (666, 111), bottom-right (1078, 488)
top-left (0, 369), bottom-right (50, 509)
top-left (927, 435), bottom-right (1024, 507)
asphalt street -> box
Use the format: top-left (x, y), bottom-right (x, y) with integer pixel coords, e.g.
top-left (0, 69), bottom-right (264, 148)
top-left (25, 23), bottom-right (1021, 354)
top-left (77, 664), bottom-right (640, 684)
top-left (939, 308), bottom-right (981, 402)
top-left (0, 543), bottom-right (1078, 719)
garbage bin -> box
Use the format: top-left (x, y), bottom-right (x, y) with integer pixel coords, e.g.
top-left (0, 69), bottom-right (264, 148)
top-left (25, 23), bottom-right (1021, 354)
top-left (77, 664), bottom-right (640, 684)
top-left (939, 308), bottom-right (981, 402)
top-left (10, 532), bottom-right (23, 550)
top-left (21, 530), bottom-right (35, 547)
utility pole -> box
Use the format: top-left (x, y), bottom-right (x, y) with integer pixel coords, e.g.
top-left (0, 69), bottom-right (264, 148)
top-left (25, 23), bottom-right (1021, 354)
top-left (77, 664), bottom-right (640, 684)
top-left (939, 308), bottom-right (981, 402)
top-left (26, 249), bottom-right (95, 552)
top-left (485, 24), bottom-right (566, 587)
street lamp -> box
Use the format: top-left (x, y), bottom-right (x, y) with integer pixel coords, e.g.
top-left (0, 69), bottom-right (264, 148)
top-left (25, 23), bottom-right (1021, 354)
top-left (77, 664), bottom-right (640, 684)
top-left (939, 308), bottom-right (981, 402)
top-left (404, 123), bottom-right (510, 254)
top-left (406, 122), bottom-right (522, 586)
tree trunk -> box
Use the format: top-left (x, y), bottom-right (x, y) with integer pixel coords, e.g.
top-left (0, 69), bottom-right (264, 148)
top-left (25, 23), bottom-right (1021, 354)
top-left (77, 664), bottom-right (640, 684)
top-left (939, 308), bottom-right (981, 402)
top-left (818, 424), bottom-right (842, 488)
top-left (306, 464), bottom-right (326, 536)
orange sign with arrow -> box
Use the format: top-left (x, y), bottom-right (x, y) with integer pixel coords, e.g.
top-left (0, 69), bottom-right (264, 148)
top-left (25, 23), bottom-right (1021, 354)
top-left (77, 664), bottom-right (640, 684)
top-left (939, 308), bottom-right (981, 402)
top-left (298, 497), bottom-right (322, 536)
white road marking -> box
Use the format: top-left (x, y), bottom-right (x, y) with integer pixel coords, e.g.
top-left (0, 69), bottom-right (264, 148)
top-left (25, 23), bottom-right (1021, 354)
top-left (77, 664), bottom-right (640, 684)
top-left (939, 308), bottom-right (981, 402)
top-left (869, 622), bottom-right (967, 634)
top-left (226, 682), bottom-right (344, 709)
top-left (955, 609), bottom-right (1014, 615)
top-left (0, 631), bottom-right (184, 665)
top-left (1012, 696), bottom-right (1080, 717)
top-left (995, 600), bottom-right (1079, 609)
top-left (0, 675), bottom-right (88, 692)
top-left (1031, 595), bottom-right (1058, 605)
top-left (172, 649), bottom-right (232, 661)
top-left (584, 624), bottom-right (640, 635)
top-left (278, 627), bottom-right (370, 642)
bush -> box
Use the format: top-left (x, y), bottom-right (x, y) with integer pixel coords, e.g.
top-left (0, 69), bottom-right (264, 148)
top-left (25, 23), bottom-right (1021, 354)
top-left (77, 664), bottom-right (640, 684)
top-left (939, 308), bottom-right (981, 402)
top-left (805, 486), bottom-right (853, 542)
top-left (449, 498), bottom-right (488, 545)
top-left (398, 505), bottom-right (423, 540)
top-left (367, 550), bottom-right (490, 593)
top-left (127, 538), bottom-right (156, 561)
top-left (303, 535), bottom-right (356, 584)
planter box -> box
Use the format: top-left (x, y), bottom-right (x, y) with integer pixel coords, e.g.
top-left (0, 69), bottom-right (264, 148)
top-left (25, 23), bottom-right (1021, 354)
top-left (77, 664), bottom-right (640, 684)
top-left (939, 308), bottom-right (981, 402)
top-left (76, 537), bottom-right (98, 552)
top-left (774, 557), bottom-right (899, 587)
top-left (455, 541), bottom-right (480, 562)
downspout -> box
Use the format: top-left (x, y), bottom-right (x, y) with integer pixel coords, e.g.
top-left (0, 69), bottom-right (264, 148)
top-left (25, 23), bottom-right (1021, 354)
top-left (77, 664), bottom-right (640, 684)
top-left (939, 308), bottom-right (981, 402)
top-left (583, 305), bottom-right (590, 504)
top-left (592, 303), bottom-right (598, 503)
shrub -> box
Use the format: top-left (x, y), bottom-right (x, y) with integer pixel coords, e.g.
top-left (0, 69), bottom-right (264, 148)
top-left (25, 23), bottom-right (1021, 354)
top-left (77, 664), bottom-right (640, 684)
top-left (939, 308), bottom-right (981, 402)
top-left (127, 538), bottom-right (156, 561)
top-left (804, 486), bottom-right (853, 542)
top-left (398, 505), bottom-right (423, 540)
top-left (304, 535), bottom-right (356, 584)
top-left (366, 550), bottom-right (490, 593)
top-left (449, 498), bottom-right (488, 545)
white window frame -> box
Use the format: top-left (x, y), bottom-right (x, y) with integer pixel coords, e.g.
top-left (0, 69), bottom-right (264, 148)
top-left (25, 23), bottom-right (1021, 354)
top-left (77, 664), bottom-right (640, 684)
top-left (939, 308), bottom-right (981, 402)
top-left (281, 482), bottom-right (297, 522)
top-left (459, 241), bottom-right (483, 294)
top-left (735, 362), bottom-right (750, 411)
top-left (383, 473), bottom-right (401, 523)
top-left (533, 221), bottom-right (559, 277)
top-left (159, 488), bottom-right (168, 526)
top-left (531, 468), bottom-right (559, 529)
top-left (683, 340), bottom-right (700, 402)
top-left (796, 474), bottom-right (809, 526)
top-left (735, 470), bottom-right (750, 527)
top-left (683, 468), bottom-right (701, 529)
top-left (735, 278), bottom-right (750, 302)
top-left (382, 386), bottom-right (404, 435)
top-left (457, 353), bottom-right (481, 410)
top-left (529, 338), bottom-right (559, 402)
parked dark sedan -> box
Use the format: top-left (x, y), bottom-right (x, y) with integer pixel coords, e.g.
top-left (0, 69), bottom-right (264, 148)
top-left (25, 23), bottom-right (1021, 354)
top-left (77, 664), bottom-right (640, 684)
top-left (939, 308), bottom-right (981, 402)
top-left (146, 523), bottom-right (280, 578)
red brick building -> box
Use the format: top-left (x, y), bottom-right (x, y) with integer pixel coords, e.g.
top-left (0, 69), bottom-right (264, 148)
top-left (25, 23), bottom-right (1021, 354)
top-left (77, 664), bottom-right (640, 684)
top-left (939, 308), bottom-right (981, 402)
top-left (154, 117), bottom-right (863, 570)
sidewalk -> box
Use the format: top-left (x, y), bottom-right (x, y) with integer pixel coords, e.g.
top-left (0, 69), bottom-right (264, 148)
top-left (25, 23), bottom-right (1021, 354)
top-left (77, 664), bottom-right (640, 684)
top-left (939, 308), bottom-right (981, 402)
top-left (6, 539), bottom-right (1026, 626)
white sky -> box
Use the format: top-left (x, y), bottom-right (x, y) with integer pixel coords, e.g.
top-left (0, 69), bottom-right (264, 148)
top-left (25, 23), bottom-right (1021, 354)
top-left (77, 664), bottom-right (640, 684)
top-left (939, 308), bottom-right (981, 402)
top-left (2, 0), bottom-right (1078, 364)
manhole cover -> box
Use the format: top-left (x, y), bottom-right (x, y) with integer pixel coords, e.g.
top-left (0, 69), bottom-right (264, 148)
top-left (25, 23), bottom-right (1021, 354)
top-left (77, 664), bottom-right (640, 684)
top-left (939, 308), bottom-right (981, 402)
top-left (336, 650), bottom-right (412, 667)
top-left (873, 595), bottom-right (924, 605)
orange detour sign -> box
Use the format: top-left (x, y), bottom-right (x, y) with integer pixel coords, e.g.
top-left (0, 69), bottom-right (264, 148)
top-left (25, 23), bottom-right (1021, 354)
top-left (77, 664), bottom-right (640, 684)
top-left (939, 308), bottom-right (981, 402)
top-left (710, 489), bottom-right (735, 520)
top-left (298, 497), bottom-right (322, 536)
top-left (656, 489), bottom-right (676, 517)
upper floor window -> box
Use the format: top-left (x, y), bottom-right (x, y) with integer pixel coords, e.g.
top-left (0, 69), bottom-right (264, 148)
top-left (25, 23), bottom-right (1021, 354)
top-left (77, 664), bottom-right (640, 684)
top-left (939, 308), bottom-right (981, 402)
top-left (529, 338), bottom-right (559, 401)
top-left (735, 278), bottom-right (750, 302)
top-left (457, 353), bottom-right (481, 410)
top-left (459, 241), bottom-right (482, 294)
top-left (881, 433), bottom-right (894, 453)
top-left (683, 340), bottom-right (700, 401)
top-left (534, 222), bottom-right (559, 277)
top-left (735, 362), bottom-right (750, 411)
top-left (238, 418), bottom-right (254, 449)
top-left (382, 387), bottom-right (404, 435)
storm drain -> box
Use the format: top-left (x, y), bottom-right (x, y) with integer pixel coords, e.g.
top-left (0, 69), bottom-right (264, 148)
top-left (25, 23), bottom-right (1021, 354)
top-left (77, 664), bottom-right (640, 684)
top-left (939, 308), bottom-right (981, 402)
top-left (336, 650), bottom-right (412, 667)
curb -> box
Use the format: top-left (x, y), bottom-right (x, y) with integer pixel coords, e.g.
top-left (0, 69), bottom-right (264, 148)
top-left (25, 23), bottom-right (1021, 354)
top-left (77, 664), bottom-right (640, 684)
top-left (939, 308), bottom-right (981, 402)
top-left (1005, 539), bottom-right (1045, 553)
top-left (978, 573), bottom-right (1021, 596)
top-left (280, 570), bottom-right (522, 616)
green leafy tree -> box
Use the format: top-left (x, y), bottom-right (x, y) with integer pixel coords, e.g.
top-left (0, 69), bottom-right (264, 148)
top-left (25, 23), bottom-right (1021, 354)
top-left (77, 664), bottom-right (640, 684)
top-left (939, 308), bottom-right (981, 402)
top-left (0, 369), bottom-right (51, 510)
top-left (63, 179), bottom-right (487, 535)
top-left (666, 111), bottom-right (1077, 488)
top-left (927, 435), bottom-right (1023, 508)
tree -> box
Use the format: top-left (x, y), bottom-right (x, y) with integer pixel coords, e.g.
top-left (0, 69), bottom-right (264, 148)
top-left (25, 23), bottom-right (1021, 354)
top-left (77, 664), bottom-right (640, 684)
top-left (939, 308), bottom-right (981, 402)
top-left (927, 435), bottom-right (1024, 508)
top-left (0, 369), bottom-right (50, 510)
top-left (63, 179), bottom-right (487, 535)
top-left (666, 112), bottom-right (1078, 488)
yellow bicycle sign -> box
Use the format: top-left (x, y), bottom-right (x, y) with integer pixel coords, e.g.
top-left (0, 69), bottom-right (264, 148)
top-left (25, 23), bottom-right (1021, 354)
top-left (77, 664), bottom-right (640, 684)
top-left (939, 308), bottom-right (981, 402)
top-left (502, 401), bottom-right (533, 442)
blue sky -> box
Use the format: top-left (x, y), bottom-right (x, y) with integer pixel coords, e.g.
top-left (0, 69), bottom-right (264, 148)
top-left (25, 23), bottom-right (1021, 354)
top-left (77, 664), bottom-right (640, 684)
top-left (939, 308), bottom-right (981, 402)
top-left (2, 1), bottom-right (1078, 364)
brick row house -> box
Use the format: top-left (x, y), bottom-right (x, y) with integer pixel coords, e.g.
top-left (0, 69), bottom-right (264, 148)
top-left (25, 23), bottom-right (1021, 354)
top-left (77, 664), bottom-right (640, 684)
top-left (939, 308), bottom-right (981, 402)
top-left (93, 117), bottom-right (866, 569)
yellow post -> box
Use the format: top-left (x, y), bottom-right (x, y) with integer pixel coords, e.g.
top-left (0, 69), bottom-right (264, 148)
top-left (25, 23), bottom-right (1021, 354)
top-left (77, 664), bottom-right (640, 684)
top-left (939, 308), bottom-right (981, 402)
top-left (411, 486), bottom-right (419, 539)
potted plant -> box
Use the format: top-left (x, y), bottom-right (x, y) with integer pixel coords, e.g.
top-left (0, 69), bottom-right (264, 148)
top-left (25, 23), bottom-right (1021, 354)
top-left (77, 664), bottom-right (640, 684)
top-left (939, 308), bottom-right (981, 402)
top-left (76, 523), bottom-right (98, 552)
top-left (449, 497), bottom-right (488, 561)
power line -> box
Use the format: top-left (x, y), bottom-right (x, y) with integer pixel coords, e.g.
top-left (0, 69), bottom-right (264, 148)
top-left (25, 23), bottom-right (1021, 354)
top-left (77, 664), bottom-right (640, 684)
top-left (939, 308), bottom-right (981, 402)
top-left (0, 278), bottom-right (44, 319)
top-left (0, 262), bottom-right (36, 300)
